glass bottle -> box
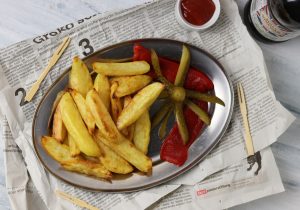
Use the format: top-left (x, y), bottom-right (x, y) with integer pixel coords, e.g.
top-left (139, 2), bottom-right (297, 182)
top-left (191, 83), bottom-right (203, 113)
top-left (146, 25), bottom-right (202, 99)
top-left (244, 0), bottom-right (300, 42)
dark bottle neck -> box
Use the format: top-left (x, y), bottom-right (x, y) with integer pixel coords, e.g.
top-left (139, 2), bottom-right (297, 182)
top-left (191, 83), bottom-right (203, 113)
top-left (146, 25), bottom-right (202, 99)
top-left (269, 0), bottom-right (300, 29)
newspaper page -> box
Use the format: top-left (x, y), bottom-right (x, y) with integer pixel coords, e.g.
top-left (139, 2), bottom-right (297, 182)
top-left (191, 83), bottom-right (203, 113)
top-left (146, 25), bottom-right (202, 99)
top-left (0, 0), bottom-right (294, 209)
top-left (150, 147), bottom-right (284, 210)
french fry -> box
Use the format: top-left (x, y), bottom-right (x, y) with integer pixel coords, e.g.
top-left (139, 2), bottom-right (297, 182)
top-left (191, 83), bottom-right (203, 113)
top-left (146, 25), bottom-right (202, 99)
top-left (69, 56), bottom-right (93, 97)
top-left (48, 90), bottom-right (65, 129)
top-left (69, 89), bottom-right (95, 134)
top-left (123, 95), bottom-right (132, 107)
top-left (95, 139), bottom-right (133, 174)
top-left (42, 136), bottom-right (111, 180)
top-left (62, 159), bottom-right (112, 180)
top-left (60, 92), bottom-right (101, 157)
top-left (110, 75), bottom-right (152, 97)
top-left (94, 73), bottom-right (110, 111)
top-left (93, 61), bottom-right (150, 76)
top-left (110, 82), bottom-right (123, 123)
top-left (117, 82), bottom-right (164, 130)
top-left (63, 135), bottom-right (69, 146)
top-left (94, 130), bottom-right (152, 173)
top-left (86, 89), bottom-right (120, 142)
top-left (52, 99), bottom-right (67, 142)
top-left (82, 155), bottom-right (100, 163)
top-left (42, 136), bottom-right (76, 163)
top-left (133, 111), bottom-right (151, 154)
top-left (121, 96), bottom-right (135, 141)
top-left (68, 134), bottom-right (81, 156)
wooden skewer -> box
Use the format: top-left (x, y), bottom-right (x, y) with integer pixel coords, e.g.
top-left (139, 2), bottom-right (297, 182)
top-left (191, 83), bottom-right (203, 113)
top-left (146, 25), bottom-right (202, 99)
top-left (24, 36), bottom-right (71, 102)
top-left (237, 82), bottom-right (255, 156)
top-left (55, 190), bottom-right (100, 210)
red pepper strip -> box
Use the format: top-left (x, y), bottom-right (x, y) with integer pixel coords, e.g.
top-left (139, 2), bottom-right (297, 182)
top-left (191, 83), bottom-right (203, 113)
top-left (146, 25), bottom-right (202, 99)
top-left (160, 101), bottom-right (208, 166)
top-left (133, 43), bottom-right (214, 92)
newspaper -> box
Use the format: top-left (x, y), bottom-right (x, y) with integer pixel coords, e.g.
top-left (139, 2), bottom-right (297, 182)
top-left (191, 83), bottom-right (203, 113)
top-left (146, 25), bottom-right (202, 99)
top-left (0, 0), bottom-right (294, 209)
top-left (150, 147), bottom-right (284, 210)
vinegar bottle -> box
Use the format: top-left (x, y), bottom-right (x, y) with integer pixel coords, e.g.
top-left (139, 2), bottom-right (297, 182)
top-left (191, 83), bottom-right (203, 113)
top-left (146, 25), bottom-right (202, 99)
top-left (244, 0), bottom-right (300, 42)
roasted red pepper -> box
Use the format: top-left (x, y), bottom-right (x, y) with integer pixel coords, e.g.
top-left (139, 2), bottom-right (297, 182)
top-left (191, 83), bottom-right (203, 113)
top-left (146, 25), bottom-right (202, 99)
top-left (133, 43), bottom-right (213, 166)
top-left (133, 44), bottom-right (214, 92)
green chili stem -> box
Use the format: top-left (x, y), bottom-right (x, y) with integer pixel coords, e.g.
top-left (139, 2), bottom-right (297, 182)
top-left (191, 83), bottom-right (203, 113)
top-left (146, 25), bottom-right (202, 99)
top-left (150, 49), bottom-right (174, 88)
top-left (185, 99), bottom-right (211, 125)
top-left (186, 90), bottom-right (225, 106)
top-left (158, 108), bottom-right (172, 139)
top-left (174, 45), bottom-right (190, 87)
top-left (151, 102), bottom-right (173, 129)
top-left (175, 102), bottom-right (189, 145)
top-left (158, 90), bottom-right (170, 99)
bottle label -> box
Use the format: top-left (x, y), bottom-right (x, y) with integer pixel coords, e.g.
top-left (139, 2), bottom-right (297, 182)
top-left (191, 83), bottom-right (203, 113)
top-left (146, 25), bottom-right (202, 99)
top-left (250, 0), bottom-right (299, 41)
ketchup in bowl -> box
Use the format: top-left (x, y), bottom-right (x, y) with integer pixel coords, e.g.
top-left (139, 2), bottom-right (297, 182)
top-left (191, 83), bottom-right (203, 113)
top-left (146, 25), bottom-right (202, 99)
top-left (181, 0), bottom-right (216, 26)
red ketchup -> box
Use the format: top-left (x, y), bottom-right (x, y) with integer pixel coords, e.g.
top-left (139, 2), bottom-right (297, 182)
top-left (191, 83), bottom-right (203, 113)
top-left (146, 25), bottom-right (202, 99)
top-left (181, 0), bottom-right (216, 26)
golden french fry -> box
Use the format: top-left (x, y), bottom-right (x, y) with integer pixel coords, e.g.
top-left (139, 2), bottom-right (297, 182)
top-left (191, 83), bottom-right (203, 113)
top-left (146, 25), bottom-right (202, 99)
top-left (123, 95), bottom-right (131, 107)
top-left (81, 154), bottom-right (100, 163)
top-left (93, 61), bottom-right (150, 76)
top-left (60, 92), bottom-right (101, 157)
top-left (110, 75), bottom-right (152, 97)
top-left (94, 74), bottom-right (110, 111)
top-left (52, 99), bottom-right (67, 142)
top-left (86, 89), bottom-right (120, 142)
top-left (126, 125), bottom-right (135, 142)
top-left (62, 159), bottom-right (112, 180)
top-left (117, 82), bottom-right (164, 130)
top-left (42, 136), bottom-right (78, 163)
top-left (69, 89), bottom-right (95, 134)
top-left (95, 139), bottom-right (133, 174)
top-left (63, 135), bottom-right (69, 146)
top-left (110, 82), bottom-right (123, 123)
top-left (48, 90), bottom-right (65, 129)
top-left (69, 56), bottom-right (93, 97)
top-left (133, 111), bottom-right (151, 154)
top-left (94, 130), bottom-right (152, 173)
top-left (68, 134), bottom-right (81, 157)
top-left (42, 136), bottom-right (111, 180)
top-left (121, 96), bottom-right (135, 141)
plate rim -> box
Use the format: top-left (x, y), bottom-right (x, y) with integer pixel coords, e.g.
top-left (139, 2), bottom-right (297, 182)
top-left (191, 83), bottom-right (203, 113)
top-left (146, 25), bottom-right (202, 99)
top-left (32, 38), bottom-right (234, 192)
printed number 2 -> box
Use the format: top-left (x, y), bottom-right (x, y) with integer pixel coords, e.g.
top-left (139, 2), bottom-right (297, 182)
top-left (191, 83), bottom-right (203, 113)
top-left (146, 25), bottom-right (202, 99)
top-left (79, 38), bottom-right (94, 56)
top-left (15, 88), bottom-right (28, 106)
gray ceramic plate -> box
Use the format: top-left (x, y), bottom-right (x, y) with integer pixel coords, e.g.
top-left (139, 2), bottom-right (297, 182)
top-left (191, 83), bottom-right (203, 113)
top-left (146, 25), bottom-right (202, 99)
top-left (33, 39), bottom-right (234, 192)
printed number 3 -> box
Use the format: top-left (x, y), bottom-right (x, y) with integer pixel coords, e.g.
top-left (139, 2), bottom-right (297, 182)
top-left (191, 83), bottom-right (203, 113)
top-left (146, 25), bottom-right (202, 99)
top-left (15, 88), bottom-right (28, 106)
top-left (79, 38), bottom-right (94, 56)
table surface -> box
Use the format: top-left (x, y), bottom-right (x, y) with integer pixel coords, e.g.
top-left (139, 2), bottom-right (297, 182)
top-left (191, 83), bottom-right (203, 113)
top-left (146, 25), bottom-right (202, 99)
top-left (0, 0), bottom-right (300, 209)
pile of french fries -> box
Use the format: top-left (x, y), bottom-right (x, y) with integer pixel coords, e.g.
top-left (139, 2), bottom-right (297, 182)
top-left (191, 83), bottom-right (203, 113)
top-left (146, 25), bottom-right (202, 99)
top-left (42, 56), bottom-right (164, 180)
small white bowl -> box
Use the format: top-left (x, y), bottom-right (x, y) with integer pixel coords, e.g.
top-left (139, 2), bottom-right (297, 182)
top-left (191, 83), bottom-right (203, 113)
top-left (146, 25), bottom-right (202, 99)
top-left (175, 0), bottom-right (220, 31)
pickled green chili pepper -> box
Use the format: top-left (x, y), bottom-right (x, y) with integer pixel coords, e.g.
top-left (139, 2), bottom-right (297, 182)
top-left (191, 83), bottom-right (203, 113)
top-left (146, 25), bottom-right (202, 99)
top-left (186, 90), bottom-right (225, 106)
top-left (150, 49), bottom-right (174, 88)
top-left (158, 108), bottom-right (172, 139)
top-left (158, 90), bottom-right (170, 99)
top-left (151, 102), bottom-right (173, 129)
top-left (175, 102), bottom-right (189, 144)
top-left (150, 46), bottom-right (223, 145)
top-left (151, 49), bottom-right (189, 144)
top-left (184, 99), bottom-right (211, 125)
top-left (174, 45), bottom-right (190, 86)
